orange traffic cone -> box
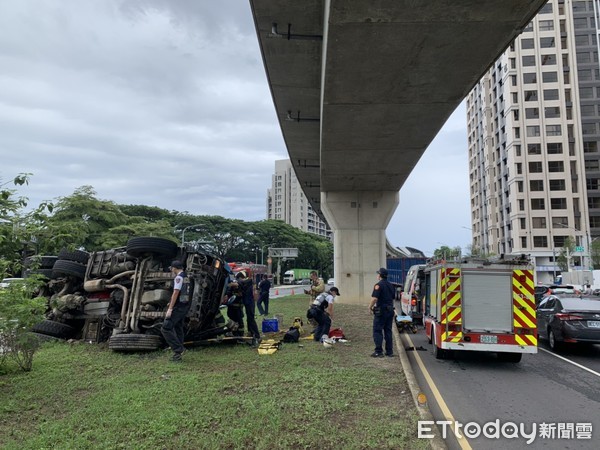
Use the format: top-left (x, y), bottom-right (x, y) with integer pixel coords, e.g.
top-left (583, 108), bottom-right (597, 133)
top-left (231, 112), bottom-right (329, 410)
top-left (291, 289), bottom-right (295, 295)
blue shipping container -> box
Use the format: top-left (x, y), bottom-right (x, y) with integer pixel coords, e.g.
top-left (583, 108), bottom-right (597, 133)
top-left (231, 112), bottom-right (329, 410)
top-left (386, 257), bottom-right (427, 286)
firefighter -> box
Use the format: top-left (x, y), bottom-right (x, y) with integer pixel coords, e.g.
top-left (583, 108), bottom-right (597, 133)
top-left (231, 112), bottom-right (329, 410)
top-left (307, 288), bottom-right (334, 341)
top-left (368, 267), bottom-right (396, 358)
top-left (162, 260), bottom-right (192, 362)
top-left (257, 274), bottom-right (271, 316)
top-left (304, 270), bottom-right (325, 304)
top-left (223, 279), bottom-right (244, 337)
top-left (236, 271), bottom-right (261, 346)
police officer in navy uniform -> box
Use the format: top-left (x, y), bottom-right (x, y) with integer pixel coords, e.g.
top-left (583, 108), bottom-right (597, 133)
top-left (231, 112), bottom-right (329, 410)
top-left (369, 267), bottom-right (396, 357)
top-left (162, 260), bottom-right (192, 362)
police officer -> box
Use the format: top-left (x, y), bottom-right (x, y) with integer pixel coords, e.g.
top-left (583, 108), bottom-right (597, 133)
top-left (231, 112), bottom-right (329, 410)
top-left (368, 267), bottom-right (396, 357)
top-left (162, 260), bottom-right (193, 362)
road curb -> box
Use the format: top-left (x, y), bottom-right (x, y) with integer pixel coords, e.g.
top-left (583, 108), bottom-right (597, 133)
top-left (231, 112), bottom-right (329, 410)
top-left (394, 326), bottom-right (447, 450)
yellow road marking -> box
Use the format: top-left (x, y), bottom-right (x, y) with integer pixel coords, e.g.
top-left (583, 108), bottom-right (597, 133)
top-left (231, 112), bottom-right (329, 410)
top-left (404, 333), bottom-right (473, 450)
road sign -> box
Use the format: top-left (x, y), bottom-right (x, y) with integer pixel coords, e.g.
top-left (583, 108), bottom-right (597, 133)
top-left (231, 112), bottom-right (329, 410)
top-left (575, 246), bottom-right (584, 252)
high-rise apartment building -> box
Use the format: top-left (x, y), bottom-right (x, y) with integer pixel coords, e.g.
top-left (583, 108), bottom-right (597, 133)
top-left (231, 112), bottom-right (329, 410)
top-left (267, 159), bottom-right (332, 238)
top-left (467, 0), bottom-right (600, 283)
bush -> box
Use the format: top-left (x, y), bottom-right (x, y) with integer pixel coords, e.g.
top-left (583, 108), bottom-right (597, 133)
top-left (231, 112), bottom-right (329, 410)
top-left (0, 274), bottom-right (48, 372)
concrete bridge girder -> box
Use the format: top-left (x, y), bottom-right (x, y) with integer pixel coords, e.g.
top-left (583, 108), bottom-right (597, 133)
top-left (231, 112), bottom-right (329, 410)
top-left (251, 0), bottom-right (548, 303)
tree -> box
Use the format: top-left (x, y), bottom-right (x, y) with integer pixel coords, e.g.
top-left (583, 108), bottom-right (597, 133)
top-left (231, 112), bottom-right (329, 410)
top-left (433, 245), bottom-right (461, 261)
top-left (557, 236), bottom-right (575, 272)
top-left (591, 239), bottom-right (600, 270)
top-left (0, 276), bottom-right (48, 372)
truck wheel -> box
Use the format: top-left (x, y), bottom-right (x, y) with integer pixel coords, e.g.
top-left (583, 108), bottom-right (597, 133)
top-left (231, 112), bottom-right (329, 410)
top-left (52, 260), bottom-right (87, 279)
top-left (31, 320), bottom-right (76, 339)
top-left (548, 329), bottom-right (562, 352)
top-left (126, 237), bottom-right (178, 259)
top-left (108, 334), bottom-right (163, 352)
top-left (497, 352), bottom-right (522, 363)
top-left (432, 333), bottom-right (448, 360)
top-left (58, 248), bottom-right (90, 264)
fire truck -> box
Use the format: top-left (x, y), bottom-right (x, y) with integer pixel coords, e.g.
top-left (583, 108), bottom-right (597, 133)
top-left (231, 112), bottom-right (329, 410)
top-left (227, 262), bottom-right (267, 285)
top-left (423, 255), bottom-right (537, 363)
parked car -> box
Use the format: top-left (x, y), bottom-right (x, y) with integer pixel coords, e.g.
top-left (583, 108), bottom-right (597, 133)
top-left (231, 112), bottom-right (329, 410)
top-left (327, 278), bottom-right (335, 286)
top-left (0, 277), bottom-right (25, 289)
top-left (537, 294), bottom-right (600, 352)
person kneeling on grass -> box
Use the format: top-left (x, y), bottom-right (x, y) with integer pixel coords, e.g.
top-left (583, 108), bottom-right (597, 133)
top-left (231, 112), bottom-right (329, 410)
top-left (306, 286), bottom-right (340, 341)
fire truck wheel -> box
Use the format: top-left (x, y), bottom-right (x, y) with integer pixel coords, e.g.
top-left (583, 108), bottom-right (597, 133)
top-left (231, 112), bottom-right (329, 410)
top-left (126, 237), bottom-right (178, 259)
top-left (31, 320), bottom-right (76, 339)
top-left (58, 248), bottom-right (90, 264)
top-left (108, 334), bottom-right (163, 352)
top-left (548, 329), bottom-right (562, 352)
top-left (432, 333), bottom-right (448, 360)
top-left (52, 260), bottom-right (87, 279)
top-left (497, 352), bottom-right (522, 363)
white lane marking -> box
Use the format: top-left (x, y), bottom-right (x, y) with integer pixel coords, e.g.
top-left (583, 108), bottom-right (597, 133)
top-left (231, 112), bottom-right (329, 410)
top-left (538, 347), bottom-right (600, 378)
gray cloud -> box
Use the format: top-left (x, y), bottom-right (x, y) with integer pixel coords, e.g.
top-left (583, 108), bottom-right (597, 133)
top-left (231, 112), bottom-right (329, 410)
top-left (2, 0), bottom-right (470, 253)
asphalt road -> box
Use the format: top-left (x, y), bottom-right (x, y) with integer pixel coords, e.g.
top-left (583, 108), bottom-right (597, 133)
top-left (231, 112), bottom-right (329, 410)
top-left (400, 326), bottom-right (600, 450)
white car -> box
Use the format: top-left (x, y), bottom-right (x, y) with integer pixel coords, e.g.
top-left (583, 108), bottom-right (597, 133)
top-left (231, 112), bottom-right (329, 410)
top-left (0, 277), bottom-right (25, 289)
top-left (327, 278), bottom-right (335, 286)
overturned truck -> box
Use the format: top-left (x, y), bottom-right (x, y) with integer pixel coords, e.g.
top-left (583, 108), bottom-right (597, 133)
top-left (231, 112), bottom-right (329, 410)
top-left (31, 237), bottom-right (236, 351)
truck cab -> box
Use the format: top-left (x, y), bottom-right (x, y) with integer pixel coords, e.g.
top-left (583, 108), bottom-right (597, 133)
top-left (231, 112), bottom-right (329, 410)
top-left (400, 264), bottom-right (426, 324)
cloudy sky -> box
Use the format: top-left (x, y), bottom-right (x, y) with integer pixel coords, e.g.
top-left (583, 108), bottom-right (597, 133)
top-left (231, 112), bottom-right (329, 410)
top-left (1, 0), bottom-right (472, 256)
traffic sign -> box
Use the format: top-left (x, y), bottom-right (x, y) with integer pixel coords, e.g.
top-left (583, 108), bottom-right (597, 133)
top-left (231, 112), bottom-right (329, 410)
top-left (575, 246), bottom-right (584, 252)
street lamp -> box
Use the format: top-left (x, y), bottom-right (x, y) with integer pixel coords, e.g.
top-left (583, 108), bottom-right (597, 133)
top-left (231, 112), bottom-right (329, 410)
top-left (180, 224), bottom-right (204, 247)
top-left (261, 243), bottom-right (274, 265)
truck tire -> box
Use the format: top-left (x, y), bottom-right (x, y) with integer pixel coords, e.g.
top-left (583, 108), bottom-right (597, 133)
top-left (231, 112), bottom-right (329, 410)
top-left (126, 237), bottom-right (178, 259)
top-left (432, 332), bottom-right (448, 360)
top-left (108, 334), bottom-right (163, 352)
top-left (58, 248), bottom-right (90, 264)
top-left (31, 320), bottom-right (76, 339)
top-left (52, 260), bottom-right (87, 279)
top-left (24, 255), bottom-right (58, 269)
top-left (497, 352), bottom-right (522, 363)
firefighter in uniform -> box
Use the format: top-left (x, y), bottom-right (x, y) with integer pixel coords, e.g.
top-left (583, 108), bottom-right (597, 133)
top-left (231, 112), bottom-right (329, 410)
top-left (368, 267), bottom-right (396, 358)
top-left (304, 270), bottom-right (325, 304)
top-left (162, 260), bottom-right (192, 362)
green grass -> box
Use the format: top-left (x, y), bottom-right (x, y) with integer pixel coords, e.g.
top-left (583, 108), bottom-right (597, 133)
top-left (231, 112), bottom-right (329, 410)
top-left (0, 296), bottom-right (427, 450)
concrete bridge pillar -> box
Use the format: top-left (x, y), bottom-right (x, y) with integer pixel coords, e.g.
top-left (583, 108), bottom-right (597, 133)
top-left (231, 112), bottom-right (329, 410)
top-left (321, 190), bottom-right (399, 304)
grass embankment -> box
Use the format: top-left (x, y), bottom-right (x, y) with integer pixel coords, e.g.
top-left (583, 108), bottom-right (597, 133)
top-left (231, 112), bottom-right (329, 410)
top-left (0, 295), bottom-right (426, 450)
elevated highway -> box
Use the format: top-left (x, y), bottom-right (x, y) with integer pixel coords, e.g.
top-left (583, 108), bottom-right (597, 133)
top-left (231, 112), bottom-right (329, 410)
top-left (250, 0), bottom-right (547, 302)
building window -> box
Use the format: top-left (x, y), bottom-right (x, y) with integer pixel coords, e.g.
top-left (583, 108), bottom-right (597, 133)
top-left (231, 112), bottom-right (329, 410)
top-left (527, 126), bottom-right (540, 137)
top-left (524, 90), bottom-right (538, 101)
top-left (517, 163), bottom-right (522, 174)
top-left (541, 54), bottom-right (557, 65)
top-left (520, 218), bottom-right (526, 229)
top-left (530, 180), bottom-right (544, 191)
top-left (542, 72), bottom-right (558, 82)
top-left (584, 142), bottom-right (598, 153)
top-left (515, 145), bottom-right (522, 156)
top-left (545, 107), bottom-right (561, 118)
top-left (585, 160), bottom-right (600, 170)
top-left (528, 143), bottom-right (541, 154)
top-left (588, 178), bottom-right (600, 190)
top-left (546, 125), bottom-right (562, 136)
top-left (539, 20), bottom-right (554, 31)
top-left (531, 198), bottom-right (545, 209)
top-left (549, 180), bottom-right (566, 190)
top-left (582, 123), bottom-right (597, 135)
top-left (547, 143), bottom-right (563, 154)
top-left (574, 18), bottom-right (588, 29)
top-left (553, 236), bottom-right (567, 247)
top-left (589, 197), bottom-right (600, 208)
top-left (521, 237), bottom-right (527, 247)
top-left (581, 105), bottom-right (596, 116)
top-left (518, 181), bottom-right (523, 192)
top-left (533, 236), bottom-right (548, 248)
top-left (519, 199), bottom-right (525, 211)
top-left (580, 87), bottom-right (594, 99)
top-left (522, 55), bottom-right (536, 66)
top-left (548, 161), bottom-right (564, 172)
top-left (521, 38), bottom-right (535, 49)
top-left (539, 3), bottom-right (552, 14)
top-left (578, 69), bottom-right (593, 81)
top-left (523, 73), bottom-right (537, 84)
top-left (543, 89), bottom-right (559, 100)
top-left (525, 108), bottom-right (540, 119)
top-left (532, 217), bottom-right (547, 228)
top-left (540, 37), bottom-right (556, 48)
top-left (529, 161), bottom-right (542, 172)
top-left (550, 198), bottom-right (567, 209)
